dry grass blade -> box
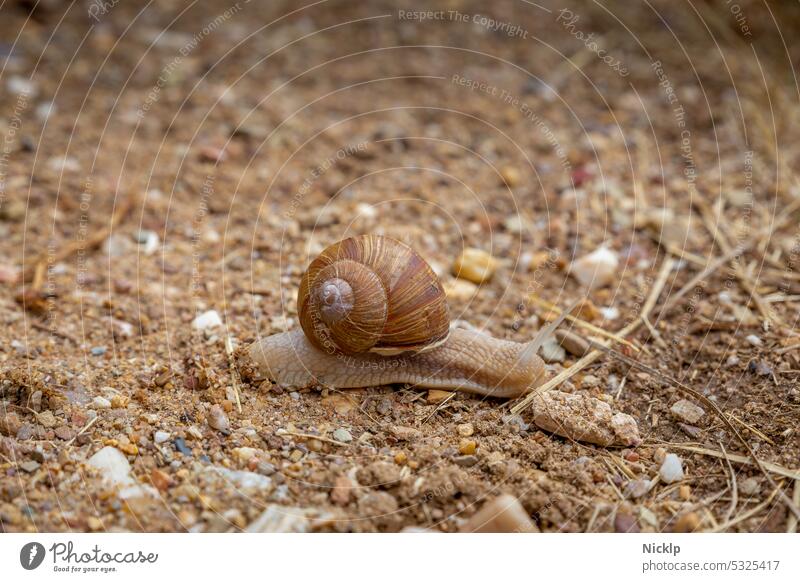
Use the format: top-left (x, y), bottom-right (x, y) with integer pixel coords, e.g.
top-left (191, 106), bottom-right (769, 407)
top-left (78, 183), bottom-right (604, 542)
top-left (666, 444), bottom-right (800, 481)
top-left (707, 483), bottom-right (783, 533)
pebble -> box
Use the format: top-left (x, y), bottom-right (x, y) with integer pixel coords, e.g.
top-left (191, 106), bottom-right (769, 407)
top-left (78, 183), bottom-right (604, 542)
top-left (232, 447), bottom-right (259, 463)
top-left (150, 468), bottom-right (173, 491)
top-left (205, 466), bottom-right (272, 491)
top-left (672, 512), bottom-right (700, 533)
top-left (87, 446), bottom-right (155, 499)
top-left (461, 494), bottom-right (537, 533)
top-left (659, 454), bottom-right (684, 483)
top-left (173, 437), bottom-right (192, 455)
top-left (580, 374), bottom-right (601, 389)
top-left (153, 431), bottom-right (170, 444)
top-left (679, 485), bottom-right (692, 500)
top-left (614, 511), bottom-right (640, 533)
top-left (555, 329), bottom-right (590, 357)
top-left (7, 75), bottom-right (37, 96)
top-left (457, 423), bottom-right (474, 437)
top-left (332, 428), bottom-right (353, 443)
top-left (186, 426), bottom-right (203, 440)
top-left (738, 477), bottom-right (761, 496)
top-left (426, 390), bottom-right (451, 404)
top-left (330, 475), bottom-right (354, 506)
top-left (36, 410), bottom-right (57, 428)
top-left (670, 399), bottom-right (705, 424)
top-left (458, 439), bottom-right (477, 455)
top-left (748, 360), bottom-right (772, 377)
top-left (19, 460), bottom-right (40, 473)
top-left (91, 346), bottom-right (107, 356)
top-left (538, 337), bottom-right (566, 363)
top-left (87, 516), bottom-right (103, 531)
top-left (745, 334), bottom-right (762, 347)
top-left (624, 479), bottom-right (652, 499)
top-left (442, 278), bottom-right (478, 301)
top-left (391, 425), bottom-right (423, 441)
top-left (54, 426), bottom-right (75, 441)
top-left (208, 405), bottom-right (230, 432)
top-left (570, 246), bottom-right (619, 288)
top-left (453, 455), bottom-right (479, 468)
top-left (452, 248), bottom-right (498, 284)
top-left (134, 230), bottom-right (159, 255)
top-left (92, 396), bottom-right (112, 409)
top-left (725, 355), bottom-right (740, 367)
top-left (192, 310), bottom-right (222, 330)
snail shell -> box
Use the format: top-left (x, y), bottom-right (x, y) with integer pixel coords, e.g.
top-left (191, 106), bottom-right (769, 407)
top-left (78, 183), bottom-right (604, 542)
top-left (297, 235), bottom-right (450, 355)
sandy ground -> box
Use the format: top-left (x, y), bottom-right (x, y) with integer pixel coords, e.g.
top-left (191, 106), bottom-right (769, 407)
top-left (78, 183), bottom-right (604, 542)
top-left (1, 0), bottom-right (799, 532)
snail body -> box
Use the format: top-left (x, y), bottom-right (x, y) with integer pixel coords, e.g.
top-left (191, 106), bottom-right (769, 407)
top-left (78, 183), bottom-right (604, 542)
top-left (249, 234), bottom-right (549, 398)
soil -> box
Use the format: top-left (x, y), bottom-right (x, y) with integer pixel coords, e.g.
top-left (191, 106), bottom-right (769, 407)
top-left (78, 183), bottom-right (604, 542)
top-left (1, 0), bottom-right (799, 533)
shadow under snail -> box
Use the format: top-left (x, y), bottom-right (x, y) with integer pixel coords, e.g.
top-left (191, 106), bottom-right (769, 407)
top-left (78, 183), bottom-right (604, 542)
top-left (248, 234), bottom-right (565, 398)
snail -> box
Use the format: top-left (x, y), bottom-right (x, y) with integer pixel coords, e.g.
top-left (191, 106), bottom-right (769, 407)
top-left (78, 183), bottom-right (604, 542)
top-left (247, 234), bottom-right (564, 398)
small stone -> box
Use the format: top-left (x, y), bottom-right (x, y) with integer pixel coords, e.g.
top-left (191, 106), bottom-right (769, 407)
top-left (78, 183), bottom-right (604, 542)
top-left (289, 449), bottom-right (303, 463)
top-left (443, 278), bottom-right (478, 301)
top-left (0, 412), bottom-right (21, 436)
top-left (153, 431), bottom-right (170, 444)
top-left (580, 374), bottom-right (601, 389)
top-left (670, 399), bottom-right (705, 424)
top-left (330, 475), bottom-right (354, 506)
top-left (500, 165), bottom-right (520, 186)
top-left (205, 466), bottom-right (272, 491)
top-left (20, 460), bottom-right (40, 473)
top-left (748, 360), bottom-right (772, 377)
top-left (92, 396), bottom-right (111, 409)
top-left (457, 423), bottom-right (474, 437)
top-left (7, 75), bottom-right (38, 96)
top-left (453, 455), bottom-right (480, 468)
top-left (738, 477), bottom-right (761, 496)
top-left (91, 346), bottom-right (107, 356)
top-left (1, 503), bottom-right (24, 525)
top-left (461, 494), bottom-right (537, 533)
top-left (87, 446), bottom-right (155, 499)
top-left (394, 452), bottom-right (407, 465)
top-left (624, 479), bottom-right (652, 499)
top-left (150, 468), bottom-right (173, 491)
top-left (659, 454), bottom-right (684, 484)
top-left (614, 511), bottom-right (640, 533)
top-left (332, 428), bottom-right (352, 443)
top-left (679, 485), bottom-right (691, 500)
top-left (192, 310), bottom-right (222, 330)
top-left (556, 329), bottom-right (590, 357)
top-left (233, 447), bottom-right (259, 463)
top-left (110, 395), bottom-right (129, 409)
top-left (256, 461), bottom-right (276, 476)
top-left (672, 512), bottom-right (700, 533)
top-left (678, 423), bottom-right (701, 438)
top-left (538, 337), bottom-right (566, 363)
top-left (570, 246), bottom-right (619, 288)
top-left (458, 439), bottom-right (477, 455)
top-left (639, 507), bottom-right (659, 529)
top-left (186, 426), bottom-right (203, 440)
top-left (726, 355), bottom-right (740, 367)
top-left (36, 410), bottom-right (57, 428)
top-left (134, 230), bottom-right (159, 255)
top-left (452, 248), bottom-right (498, 284)
top-left (745, 334), bottom-right (762, 347)
top-left (426, 390), bottom-right (451, 404)
top-left (87, 516), bottom-right (103, 531)
top-left (391, 425), bottom-right (423, 441)
top-left (208, 405), bottom-right (230, 431)
top-left (173, 437), bottom-right (191, 455)
top-left (54, 426), bottom-right (75, 441)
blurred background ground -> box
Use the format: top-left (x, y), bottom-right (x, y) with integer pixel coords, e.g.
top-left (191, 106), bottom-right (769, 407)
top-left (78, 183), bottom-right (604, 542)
top-left (1, 0), bottom-right (799, 532)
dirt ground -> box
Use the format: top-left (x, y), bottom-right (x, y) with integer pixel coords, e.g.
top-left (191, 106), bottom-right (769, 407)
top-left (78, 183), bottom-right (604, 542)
top-left (1, 0), bottom-right (799, 533)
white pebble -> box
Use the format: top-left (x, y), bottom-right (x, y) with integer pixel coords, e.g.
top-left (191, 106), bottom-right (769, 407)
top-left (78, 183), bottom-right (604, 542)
top-left (538, 337), bottom-right (566, 363)
top-left (7, 75), bottom-right (38, 96)
top-left (88, 446), bottom-right (156, 499)
top-left (332, 428), bottom-right (353, 443)
top-left (745, 334), bottom-right (762, 347)
top-left (570, 246), bottom-right (619, 288)
top-left (92, 396), bottom-right (112, 409)
top-left (670, 399), bottom-right (705, 424)
top-left (659, 453), bottom-right (685, 484)
top-left (192, 310), bottom-right (222, 330)
top-left (600, 306), bottom-right (620, 320)
top-left (153, 431), bottom-right (171, 444)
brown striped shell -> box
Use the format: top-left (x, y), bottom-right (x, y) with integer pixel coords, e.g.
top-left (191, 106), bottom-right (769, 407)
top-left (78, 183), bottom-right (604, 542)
top-left (298, 235), bottom-right (450, 355)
